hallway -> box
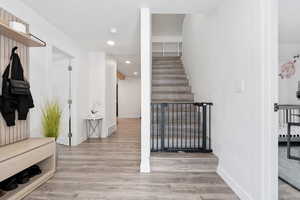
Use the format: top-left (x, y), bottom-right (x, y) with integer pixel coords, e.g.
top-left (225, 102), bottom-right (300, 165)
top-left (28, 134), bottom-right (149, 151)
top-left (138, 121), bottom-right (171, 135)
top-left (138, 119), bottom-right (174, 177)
top-left (25, 119), bottom-right (238, 200)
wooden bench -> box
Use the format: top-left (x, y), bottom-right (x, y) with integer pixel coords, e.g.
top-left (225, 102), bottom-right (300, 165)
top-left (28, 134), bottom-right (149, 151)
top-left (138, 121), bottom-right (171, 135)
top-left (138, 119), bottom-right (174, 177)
top-left (0, 138), bottom-right (56, 200)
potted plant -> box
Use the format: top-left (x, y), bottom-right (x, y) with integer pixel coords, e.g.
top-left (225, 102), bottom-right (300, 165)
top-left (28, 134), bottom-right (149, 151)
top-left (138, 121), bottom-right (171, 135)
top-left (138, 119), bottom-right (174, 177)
top-left (42, 101), bottom-right (62, 168)
top-left (41, 100), bottom-right (62, 141)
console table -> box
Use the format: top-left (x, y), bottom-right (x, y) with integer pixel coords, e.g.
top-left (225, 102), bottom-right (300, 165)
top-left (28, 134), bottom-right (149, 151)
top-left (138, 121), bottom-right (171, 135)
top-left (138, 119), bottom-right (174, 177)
top-left (85, 117), bottom-right (103, 140)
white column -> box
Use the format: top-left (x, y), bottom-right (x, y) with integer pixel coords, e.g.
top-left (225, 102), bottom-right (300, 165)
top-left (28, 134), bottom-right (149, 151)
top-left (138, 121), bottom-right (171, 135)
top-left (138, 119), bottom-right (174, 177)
top-left (140, 7), bottom-right (151, 173)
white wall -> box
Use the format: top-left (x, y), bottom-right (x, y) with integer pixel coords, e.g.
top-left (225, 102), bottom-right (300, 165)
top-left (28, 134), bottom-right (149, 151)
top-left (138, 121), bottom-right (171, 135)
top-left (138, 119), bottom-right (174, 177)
top-left (279, 43), bottom-right (300, 104)
top-left (152, 14), bottom-right (185, 37)
top-left (0, 0), bottom-right (91, 146)
top-left (182, 0), bottom-right (277, 199)
top-left (118, 78), bottom-right (141, 118)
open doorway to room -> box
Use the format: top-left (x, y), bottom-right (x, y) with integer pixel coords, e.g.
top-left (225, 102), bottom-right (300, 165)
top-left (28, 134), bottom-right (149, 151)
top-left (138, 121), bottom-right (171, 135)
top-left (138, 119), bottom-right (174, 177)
top-left (278, 0), bottom-right (300, 198)
top-left (50, 47), bottom-right (74, 146)
top-left (116, 57), bottom-right (141, 121)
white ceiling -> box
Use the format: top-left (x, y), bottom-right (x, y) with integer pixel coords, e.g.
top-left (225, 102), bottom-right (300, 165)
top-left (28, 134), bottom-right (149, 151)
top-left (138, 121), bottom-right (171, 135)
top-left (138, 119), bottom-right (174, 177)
top-left (280, 0), bottom-right (300, 43)
top-left (20, 0), bottom-right (220, 77)
top-left (152, 14), bottom-right (185, 37)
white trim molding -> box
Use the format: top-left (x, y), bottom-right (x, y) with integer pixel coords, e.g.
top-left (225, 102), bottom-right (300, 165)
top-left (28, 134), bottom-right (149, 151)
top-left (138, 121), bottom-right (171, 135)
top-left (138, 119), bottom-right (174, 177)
top-left (217, 167), bottom-right (253, 200)
top-left (260, 0), bottom-right (279, 199)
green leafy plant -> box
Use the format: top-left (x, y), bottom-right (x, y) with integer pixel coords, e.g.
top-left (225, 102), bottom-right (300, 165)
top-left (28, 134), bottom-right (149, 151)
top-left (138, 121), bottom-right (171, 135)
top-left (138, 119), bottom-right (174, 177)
top-left (42, 101), bottom-right (62, 141)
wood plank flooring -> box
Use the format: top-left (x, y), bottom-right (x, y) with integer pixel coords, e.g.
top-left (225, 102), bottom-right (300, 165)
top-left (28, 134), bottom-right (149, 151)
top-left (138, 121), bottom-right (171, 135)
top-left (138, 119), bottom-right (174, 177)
top-left (280, 178), bottom-right (300, 199)
top-left (25, 118), bottom-right (238, 200)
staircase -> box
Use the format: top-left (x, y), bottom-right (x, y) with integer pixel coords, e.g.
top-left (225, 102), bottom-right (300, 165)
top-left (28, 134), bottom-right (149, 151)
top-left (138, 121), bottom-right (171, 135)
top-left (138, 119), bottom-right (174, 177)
top-left (152, 56), bottom-right (194, 103)
top-left (150, 56), bottom-right (218, 173)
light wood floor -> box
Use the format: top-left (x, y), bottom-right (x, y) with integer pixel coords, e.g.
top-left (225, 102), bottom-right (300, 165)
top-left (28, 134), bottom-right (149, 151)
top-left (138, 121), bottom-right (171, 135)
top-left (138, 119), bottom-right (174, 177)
top-left (25, 118), bottom-right (239, 200)
top-left (280, 179), bottom-right (300, 199)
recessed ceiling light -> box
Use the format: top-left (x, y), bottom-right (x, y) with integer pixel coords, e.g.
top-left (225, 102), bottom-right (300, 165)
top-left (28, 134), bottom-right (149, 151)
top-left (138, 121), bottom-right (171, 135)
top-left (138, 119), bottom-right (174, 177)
top-left (106, 40), bottom-right (115, 46)
top-left (110, 28), bottom-right (117, 34)
top-left (133, 72), bottom-right (138, 76)
top-left (125, 60), bottom-right (131, 64)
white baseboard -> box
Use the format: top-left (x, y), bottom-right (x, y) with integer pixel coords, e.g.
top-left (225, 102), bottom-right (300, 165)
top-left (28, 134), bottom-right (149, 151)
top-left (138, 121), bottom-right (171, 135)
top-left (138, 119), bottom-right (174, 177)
top-left (217, 166), bottom-right (253, 200)
top-left (108, 124), bottom-right (117, 136)
top-left (78, 135), bottom-right (87, 145)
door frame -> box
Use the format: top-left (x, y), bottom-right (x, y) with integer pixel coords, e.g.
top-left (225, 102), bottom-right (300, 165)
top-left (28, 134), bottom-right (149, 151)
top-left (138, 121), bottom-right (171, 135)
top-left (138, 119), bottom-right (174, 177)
top-left (261, 0), bottom-right (279, 199)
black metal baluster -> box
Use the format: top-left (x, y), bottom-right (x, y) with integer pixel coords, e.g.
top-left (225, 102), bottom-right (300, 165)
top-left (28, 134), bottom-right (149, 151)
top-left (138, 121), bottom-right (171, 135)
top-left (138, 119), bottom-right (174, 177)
top-left (156, 104), bottom-right (159, 151)
top-left (176, 104), bottom-right (179, 149)
top-left (181, 104), bottom-right (183, 149)
top-left (151, 104), bottom-right (153, 151)
top-left (196, 105), bottom-right (201, 149)
top-left (167, 104), bottom-right (170, 149)
top-left (202, 104), bottom-right (207, 151)
top-left (209, 105), bottom-right (212, 151)
top-left (198, 106), bottom-right (202, 149)
top-left (190, 104), bottom-right (192, 150)
top-left (286, 109), bottom-right (289, 124)
top-left (287, 123), bottom-right (291, 159)
top-left (193, 105), bottom-right (198, 149)
top-left (183, 104), bottom-right (187, 148)
top-left (161, 103), bottom-right (166, 151)
top-left (172, 104), bottom-right (174, 150)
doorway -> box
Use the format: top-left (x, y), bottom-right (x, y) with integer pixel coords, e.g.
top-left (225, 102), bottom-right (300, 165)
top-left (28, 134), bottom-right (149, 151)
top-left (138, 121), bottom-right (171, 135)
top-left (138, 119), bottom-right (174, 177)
top-left (50, 47), bottom-right (74, 146)
top-left (277, 0), bottom-right (300, 196)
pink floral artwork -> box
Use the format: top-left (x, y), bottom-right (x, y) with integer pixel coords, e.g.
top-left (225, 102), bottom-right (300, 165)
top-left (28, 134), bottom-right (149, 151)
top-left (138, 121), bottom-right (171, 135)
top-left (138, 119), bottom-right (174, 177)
top-left (279, 61), bottom-right (296, 79)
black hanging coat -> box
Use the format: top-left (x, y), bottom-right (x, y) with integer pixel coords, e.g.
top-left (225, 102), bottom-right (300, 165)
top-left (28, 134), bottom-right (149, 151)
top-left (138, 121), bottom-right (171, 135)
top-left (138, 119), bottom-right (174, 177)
top-left (0, 47), bottom-right (34, 126)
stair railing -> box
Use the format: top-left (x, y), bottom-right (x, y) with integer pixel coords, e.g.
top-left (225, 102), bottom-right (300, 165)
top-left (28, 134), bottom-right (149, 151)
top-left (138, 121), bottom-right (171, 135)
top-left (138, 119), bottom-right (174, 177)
top-left (152, 42), bottom-right (183, 57)
top-left (151, 102), bottom-right (213, 152)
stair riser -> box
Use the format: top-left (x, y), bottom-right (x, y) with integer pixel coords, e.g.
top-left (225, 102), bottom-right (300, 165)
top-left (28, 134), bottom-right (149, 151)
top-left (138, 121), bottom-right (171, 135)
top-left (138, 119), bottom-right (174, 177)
top-left (152, 67), bottom-right (183, 71)
top-left (152, 91), bottom-right (193, 96)
top-left (153, 56), bottom-right (181, 60)
top-left (152, 70), bottom-right (185, 74)
top-left (152, 77), bottom-right (187, 81)
top-left (152, 64), bottom-right (183, 68)
top-left (152, 85), bottom-right (189, 88)
top-left (151, 158), bottom-right (217, 173)
top-left (152, 82), bottom-right (189, 87)
top-left (152, 92), bottom-right (193, 97)
top-left (153, 79), bottom-right (188, 83)
top-left (152, 87), bottom-right (191, 93)
top-left (153, 61), bottom-right (182, 64)
top-left (152, 74), bottom-right (187, 79)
